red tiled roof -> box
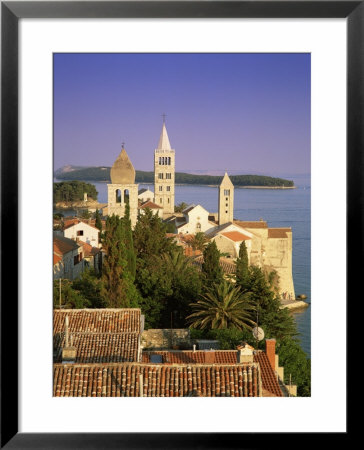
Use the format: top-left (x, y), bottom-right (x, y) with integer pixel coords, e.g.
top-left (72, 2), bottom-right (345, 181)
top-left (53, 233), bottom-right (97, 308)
top-left (53, 362), bottom-right (261, 397)
top-left (53, 253), bottom-right (62, 265)
top-left (254, 351), bottom-right (283, 397)
top-left (78, 240), bottom-right (100, 258)
top-left (53, 332), bottom-right (140, 363)
top-left (54, 235), bottom-right (79, 255)
top-left (142, 350), bottom-right (282, 397)
top-left (140, 201), bottom-right (162, 209)
top-left (184, 247), bottom-right (202, 257)
top-left (221, 231), bottom-right (251, 242)
top-left (234, 220), bottom-right (268, 229)
top-left (268, 228), bottom-right (291, 239)
top-left (64, 219), bottom-right (100, 231)
top-left (53, 309), bottom-right (141, 334)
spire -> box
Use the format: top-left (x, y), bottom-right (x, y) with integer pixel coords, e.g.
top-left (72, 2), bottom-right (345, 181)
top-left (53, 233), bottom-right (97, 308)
top-left (157, 121), bottom-right (172, 150)
top-left (221, 172), bottom-right (234, 187)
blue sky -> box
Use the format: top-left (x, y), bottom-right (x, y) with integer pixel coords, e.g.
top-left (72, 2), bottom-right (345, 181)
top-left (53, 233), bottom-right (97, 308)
top-left (54, 53), bottom-right (310, 176)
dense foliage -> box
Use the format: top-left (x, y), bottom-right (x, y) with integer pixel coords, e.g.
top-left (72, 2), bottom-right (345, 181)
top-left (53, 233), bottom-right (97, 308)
top-left (101, 214), bottom-right (140, 308)
top-left (55, 166), bottom-right (294, 187)
top-left (201, 241), bottom-right (223, 286)
top-left (54, 181), bottom-right (98, 202)
top-left (133, 209), bottom-right (201, 328)
top-left (188, 280), bottom-right (255, 330)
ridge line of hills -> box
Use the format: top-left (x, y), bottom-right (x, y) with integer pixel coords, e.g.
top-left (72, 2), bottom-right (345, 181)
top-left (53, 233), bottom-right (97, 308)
top-left (54, 166), bottom-right (295, 187)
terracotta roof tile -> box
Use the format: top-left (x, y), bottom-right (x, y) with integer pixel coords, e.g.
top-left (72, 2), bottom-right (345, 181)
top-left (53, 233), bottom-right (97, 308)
top-left (53, 362), bottom-right (261, 397)
top-left (140, 201), bottom-right (162, 209)
top-left (64, 219), bottom-right (100, 231)
top-left (78, 240), bottom-right (100, 257)
top-left (53, 332), bottom-right (140, 363)
top-left (54, 235), bottom-right (79, 255)
top-left (268, 228), bottom-right (291, 239)
top-left (142, 350), bottom-right (282, 397)
top-left (234, 220), bottom-right (268, 229)
top-left (53, 309), bottom-right (141, 334)
top-left (221, 231), bottom-right (251, 242)
top-left (53, 253), bottom-right (62, 265)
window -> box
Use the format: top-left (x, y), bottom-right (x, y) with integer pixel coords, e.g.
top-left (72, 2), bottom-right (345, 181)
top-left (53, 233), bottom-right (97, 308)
top-left (166, 173), bottom-right (171, 179)
top-left (168, 157), bottom-right (171, 165)
top-left (158, 173), bottom-right (163, 179)
top-left (159, 186), bottom-right (163, 192)
top-left (196, 223), bottom-right (201, 231)
top-left (226, 203), bottom-right (228, 207)
top-left (225, 210), bottom-right (228, 214)
top-left (159, 157), bottom-right (162, 165)
top-left (168, 198), bottom-right (170, 203)
top-left (160, 198), bottom-right (162, 204)
top-left (166, 186), bottom-right (170, 192)
top-left (224, 190), bottom-right (230, 196)
top-left (77, 230), bottom-right (84, 236)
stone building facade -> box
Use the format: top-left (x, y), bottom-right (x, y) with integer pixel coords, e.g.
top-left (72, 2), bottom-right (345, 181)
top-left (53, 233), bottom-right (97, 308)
top-left (107, 146), bottom-right (139, 228)
top-left (154, 121), bottom-right (175, 214)
top-left (218, 172), bottom-right (234, 225)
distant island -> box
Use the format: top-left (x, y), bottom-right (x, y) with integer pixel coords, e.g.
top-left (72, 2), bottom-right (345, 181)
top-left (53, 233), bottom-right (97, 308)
top-left (55, 165), bottom-right (295, 188)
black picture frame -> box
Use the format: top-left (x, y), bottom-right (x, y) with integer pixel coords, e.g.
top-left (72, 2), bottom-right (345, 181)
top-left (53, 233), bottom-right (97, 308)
top-left (1, 1), bottom-right (357, 448)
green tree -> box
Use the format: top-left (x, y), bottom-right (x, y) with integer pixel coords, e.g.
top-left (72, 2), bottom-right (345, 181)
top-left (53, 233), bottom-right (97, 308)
top-left (160, 249), bottom-right (202, 328)
top-left (122, 202), bottom-right (136, 280)
top-left (277, 338), bottom-right (311, 396)
top-left (235, 241), bottom-right (249, 291)
top-left (71, 269), bottom-right (106, 308)
top-left (201, 241), bottom-right (223, 285)
top-left (187, 280), bottom-right (255, 330)
top-left (101, 215), bottom-right (136, 308)
top-left (133, 208), bottom-right (176, 262)
top-left (189, 232), bottom-right (209, 252)
top-left (53, 279), bottom-right (89, 309)
top-left (174, 202), bottom-right (188, 213)
top-left (95, 209), bottom-right (102, 232)
top-left (245, 266), bottom-right (297, 345)
top-left (79, 209), bottom-right (91, 219)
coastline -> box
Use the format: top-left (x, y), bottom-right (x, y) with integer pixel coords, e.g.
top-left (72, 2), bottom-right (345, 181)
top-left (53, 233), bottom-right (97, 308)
top-left (55, 179), bottom-right (295, 190)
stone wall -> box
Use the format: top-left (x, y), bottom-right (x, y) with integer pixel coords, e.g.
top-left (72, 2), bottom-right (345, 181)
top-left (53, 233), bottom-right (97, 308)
top-left (141, 329), bottom-right (191, 350)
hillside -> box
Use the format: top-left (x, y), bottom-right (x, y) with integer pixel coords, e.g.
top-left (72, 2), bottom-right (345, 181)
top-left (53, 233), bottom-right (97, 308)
top-left (54, 166), bottom-right (294, 187)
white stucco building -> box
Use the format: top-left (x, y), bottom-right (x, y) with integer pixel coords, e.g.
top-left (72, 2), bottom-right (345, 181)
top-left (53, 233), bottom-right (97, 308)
top-left (63, 220), bottom-right (100, 247)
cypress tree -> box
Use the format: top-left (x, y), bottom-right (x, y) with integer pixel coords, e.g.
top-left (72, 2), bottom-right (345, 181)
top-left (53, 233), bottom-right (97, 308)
top-left (202, 241), bottom-right (223, 285)
top-left (122, 202), bottom-right (136, 280)
top-left (95, 209), bottom-right (102, 232)
top-left (235, 241), bottom-right (250, 291)
top-left (101, 214), bottom-right (131, 308)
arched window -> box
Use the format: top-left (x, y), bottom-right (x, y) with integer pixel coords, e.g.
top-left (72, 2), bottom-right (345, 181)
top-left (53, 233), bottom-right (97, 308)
top-left (196, 223), bottom-right (201, 232)
top-left (123, 189), bottom-right (129, 205)
top-left (116, 189), bottom-right (121, 203)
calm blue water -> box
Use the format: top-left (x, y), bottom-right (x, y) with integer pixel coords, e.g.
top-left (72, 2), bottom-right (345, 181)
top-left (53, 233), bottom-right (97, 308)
top-left (56, 175), bottom-right (311, 357)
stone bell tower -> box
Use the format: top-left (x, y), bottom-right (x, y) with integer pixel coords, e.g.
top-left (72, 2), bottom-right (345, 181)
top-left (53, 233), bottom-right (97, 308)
top-left (107, 145), bottom-right (138, 228)
top-left (218, 172), bottom-right (234, 225)
top-left (154, 117), bottom-right (175, 214)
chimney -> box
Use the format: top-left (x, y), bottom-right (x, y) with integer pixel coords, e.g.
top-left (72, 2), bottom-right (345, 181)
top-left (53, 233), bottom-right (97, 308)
top-left (237, 343), bottom-right (254, 363)
top-left (62, 315), bottom-right (76, 363)
top-left (265, 339), bottom-right (276, 371)
top-left (204, 351), bottom-right (215, 364)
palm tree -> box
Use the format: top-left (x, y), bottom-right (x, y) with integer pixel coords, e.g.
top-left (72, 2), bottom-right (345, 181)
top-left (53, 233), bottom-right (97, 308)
top-left (189, 232), bottom-right (209, 252)
top-left (187, 280), bottom-right (256, 330)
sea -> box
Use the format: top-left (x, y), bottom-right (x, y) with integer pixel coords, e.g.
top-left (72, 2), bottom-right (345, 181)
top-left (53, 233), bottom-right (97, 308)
top-left (55, 174), bottom-right (311, 357)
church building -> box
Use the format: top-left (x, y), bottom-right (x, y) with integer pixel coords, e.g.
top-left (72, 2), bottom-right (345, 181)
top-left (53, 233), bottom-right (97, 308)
top-left (106, 145), bottom-right (139, 228)
top-left (154, 119), bottom-right (175, 214)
